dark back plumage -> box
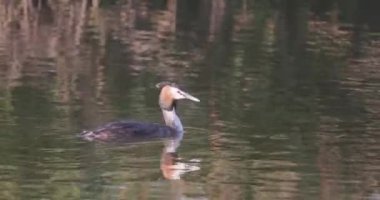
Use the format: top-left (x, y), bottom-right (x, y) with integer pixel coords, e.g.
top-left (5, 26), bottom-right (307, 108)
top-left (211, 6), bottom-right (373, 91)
top-left (80, 121), bottom-right (178, 142)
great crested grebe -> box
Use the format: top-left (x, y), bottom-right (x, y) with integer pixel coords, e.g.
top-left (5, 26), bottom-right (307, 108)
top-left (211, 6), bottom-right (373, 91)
top-left (80, 82), bottom-right (200, 142)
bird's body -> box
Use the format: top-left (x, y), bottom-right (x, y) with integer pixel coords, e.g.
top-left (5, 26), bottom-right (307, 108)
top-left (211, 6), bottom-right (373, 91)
top-left (80, 121), bottom-right (177, 142)
top-left (80, 82), bottom-right (199, 143)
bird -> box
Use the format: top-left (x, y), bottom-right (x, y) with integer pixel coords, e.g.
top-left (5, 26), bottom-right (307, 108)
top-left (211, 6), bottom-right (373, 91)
top-left (80, 82), bottom-right (200, 142)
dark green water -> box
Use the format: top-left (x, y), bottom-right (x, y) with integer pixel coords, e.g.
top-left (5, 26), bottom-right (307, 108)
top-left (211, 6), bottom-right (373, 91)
top-left (0, 1), bottom-right (380, 199)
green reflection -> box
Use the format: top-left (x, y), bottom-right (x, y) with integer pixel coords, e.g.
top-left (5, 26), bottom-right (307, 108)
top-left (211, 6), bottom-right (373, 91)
top-left (0, 0), bottom-right (379, 199)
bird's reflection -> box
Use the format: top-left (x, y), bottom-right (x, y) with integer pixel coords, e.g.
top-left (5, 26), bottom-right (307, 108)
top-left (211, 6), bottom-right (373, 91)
top-left (81, 132), bottom-right (200, 180)
top-left (160, 137), bottom-right (201, 180)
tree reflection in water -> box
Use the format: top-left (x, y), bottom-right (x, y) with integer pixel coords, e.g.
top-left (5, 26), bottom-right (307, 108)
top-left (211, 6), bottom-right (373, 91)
top-left (0, 0), bottom-right (379, 199)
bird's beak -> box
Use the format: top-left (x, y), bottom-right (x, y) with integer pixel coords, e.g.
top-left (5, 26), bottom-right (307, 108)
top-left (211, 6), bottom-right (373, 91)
top-left (180, 90), bottom-right (200, 102)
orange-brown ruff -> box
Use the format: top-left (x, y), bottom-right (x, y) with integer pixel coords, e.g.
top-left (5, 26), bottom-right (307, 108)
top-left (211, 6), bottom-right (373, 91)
top-left (159, 85), bottom-right (175, 110)
top-left (80, 82), bottom-right (200, 142)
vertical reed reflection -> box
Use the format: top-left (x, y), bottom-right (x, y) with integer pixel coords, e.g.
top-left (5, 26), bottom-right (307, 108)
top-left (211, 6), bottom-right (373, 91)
top-left (0, 0), bottom-right (379, 199)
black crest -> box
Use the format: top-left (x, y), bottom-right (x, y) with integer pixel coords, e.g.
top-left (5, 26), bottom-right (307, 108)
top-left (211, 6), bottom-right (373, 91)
top-left (156, 81), bottom-right (178, 90)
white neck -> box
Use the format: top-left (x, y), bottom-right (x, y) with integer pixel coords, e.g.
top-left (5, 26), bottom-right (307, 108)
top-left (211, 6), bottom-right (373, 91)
top-left (162, 109), bottom-right (184, 133)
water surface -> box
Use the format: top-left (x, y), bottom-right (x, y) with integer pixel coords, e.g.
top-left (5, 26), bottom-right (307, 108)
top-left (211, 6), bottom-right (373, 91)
top-left (0, 0), bottom-right (379, 199)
